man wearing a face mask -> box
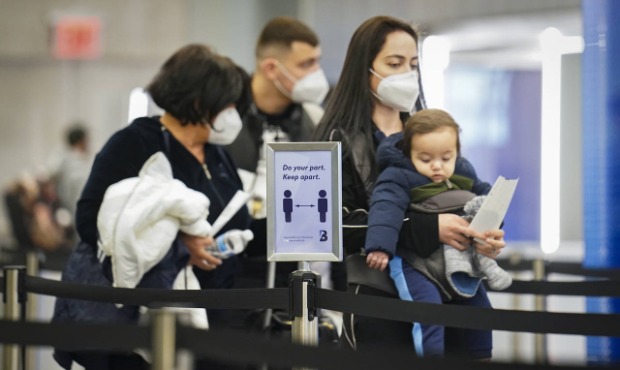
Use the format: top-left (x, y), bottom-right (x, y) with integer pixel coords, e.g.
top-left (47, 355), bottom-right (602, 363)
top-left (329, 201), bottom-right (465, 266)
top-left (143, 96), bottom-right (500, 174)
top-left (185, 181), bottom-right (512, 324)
top-left (225, 17), bottom-right (347, 298)
top-left (227, 16), bottom-right (328, 215)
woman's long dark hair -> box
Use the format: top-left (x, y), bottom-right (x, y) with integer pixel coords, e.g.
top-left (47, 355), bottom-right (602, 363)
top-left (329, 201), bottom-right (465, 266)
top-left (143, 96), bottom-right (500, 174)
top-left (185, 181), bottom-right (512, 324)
top-left (313, 16), bottom-right (426, 175)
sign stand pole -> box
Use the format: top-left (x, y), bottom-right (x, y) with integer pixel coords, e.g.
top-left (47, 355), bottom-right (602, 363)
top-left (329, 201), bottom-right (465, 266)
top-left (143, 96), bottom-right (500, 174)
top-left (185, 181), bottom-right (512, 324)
top-left (290, 262), bottom-right (320, 370)
top-left (267, 142), bottom-right (341, 369)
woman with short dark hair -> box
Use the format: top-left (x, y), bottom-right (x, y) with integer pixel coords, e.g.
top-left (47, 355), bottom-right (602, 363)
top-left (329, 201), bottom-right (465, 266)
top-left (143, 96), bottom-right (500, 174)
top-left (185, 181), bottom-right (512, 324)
top-left (53, 44), bottom-right (252, 370)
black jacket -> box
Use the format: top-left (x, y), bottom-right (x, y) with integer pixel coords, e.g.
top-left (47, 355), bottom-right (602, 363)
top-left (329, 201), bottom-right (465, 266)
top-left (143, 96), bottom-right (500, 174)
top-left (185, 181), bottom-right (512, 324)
top-left (77, 116), bottom-right (250, 246)
top-left (226, 102), bottom-right (318, 173)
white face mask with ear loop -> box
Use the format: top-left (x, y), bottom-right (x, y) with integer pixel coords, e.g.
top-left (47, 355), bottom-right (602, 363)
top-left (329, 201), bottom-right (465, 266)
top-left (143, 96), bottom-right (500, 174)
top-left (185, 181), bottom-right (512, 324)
top-left (274, 62), bottom-right (330, 104)
top-left (207, 107), bottom-right (243, 145)
top-left (369, 68), bottom-right (420, 113)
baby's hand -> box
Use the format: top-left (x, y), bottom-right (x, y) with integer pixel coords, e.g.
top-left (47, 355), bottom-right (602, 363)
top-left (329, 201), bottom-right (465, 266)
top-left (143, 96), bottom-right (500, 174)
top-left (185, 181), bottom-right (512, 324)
top-left (366, 251), bottom-right (389, 271)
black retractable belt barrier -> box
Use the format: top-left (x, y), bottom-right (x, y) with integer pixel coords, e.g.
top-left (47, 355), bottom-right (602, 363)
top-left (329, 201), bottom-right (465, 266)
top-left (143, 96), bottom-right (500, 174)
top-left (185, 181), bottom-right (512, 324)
top-left (180, 324), bottom-right (607, 370)
top-left (546, 262), bottom-right (620, 279)
top-left (0, 318), bottom-right (611, 370)
top-left (315, 288), bottom-right (620, 336)
top-left (0, 319), bottom-right (148, 351)
top-left (495, 279), bottom-right (620, 297)
top-left (8, 273), bottom-right (620, 368)
top-left (177, 324), bottom-right (454, 370)
top-left (17, 275), bottom-right (620, 336)
top-left (24, 275), bottom-right (289, 310)
top-left (497, 259), bottom-right (620, 280)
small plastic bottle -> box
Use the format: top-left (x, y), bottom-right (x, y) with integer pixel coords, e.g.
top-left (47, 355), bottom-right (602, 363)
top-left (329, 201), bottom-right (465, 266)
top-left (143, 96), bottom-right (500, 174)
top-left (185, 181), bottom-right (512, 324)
top-left (209, 229), bottom-right (254, 258)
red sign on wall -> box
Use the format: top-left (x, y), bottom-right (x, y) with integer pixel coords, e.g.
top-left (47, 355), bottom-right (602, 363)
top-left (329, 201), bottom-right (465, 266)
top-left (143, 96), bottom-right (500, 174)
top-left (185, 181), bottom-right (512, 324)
top-left (52, 16), bottom-right (102, 60)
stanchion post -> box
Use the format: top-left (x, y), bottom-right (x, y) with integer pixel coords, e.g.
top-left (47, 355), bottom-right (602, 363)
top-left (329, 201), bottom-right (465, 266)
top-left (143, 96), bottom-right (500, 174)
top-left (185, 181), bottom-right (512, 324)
top-left (509, 252), bottom-right (523, 362)
top-left (25, 252), bottom-right (39, 370)
top-left (151, 309), bottom-right (176, 370)
top-left (262, 261), bottom-right (277, 330)
top-left (3, 266), bottom-right (26, 370)
top-left (289, 261), bottom-right (320, 370)
top-left (533, 258), bottom-right (548, 364)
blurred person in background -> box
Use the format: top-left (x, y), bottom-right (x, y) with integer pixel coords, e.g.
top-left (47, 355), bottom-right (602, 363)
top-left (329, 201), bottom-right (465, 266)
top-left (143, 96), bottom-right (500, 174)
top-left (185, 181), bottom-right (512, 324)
top-left (54, 123), bottom-right (92, 218)
top-left (3, 172), bottom-right (73, 253)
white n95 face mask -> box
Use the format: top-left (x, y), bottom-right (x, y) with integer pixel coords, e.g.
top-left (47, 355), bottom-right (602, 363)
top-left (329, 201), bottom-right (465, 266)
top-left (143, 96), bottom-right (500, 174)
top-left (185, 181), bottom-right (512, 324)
top-left (370, 69), bottom-right (420, 113)
top-left (275, 63), bottom-right (329, 104)
top-left (207, 107), bottom-right (242, 145)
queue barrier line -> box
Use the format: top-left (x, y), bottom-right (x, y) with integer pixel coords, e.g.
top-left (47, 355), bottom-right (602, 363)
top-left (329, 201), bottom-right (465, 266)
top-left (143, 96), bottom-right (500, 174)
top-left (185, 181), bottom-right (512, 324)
top-left (4, 260), bottom-right (620, 298)
top-left (0, 319), bottom-right (147, 352)
top-left (497, 260), bottom-right (620, 279)
top-left (493, 279), bottom-right (620, 296)
top-left (176, 324), bottom-right (592, 370)
top-left (0, 319), bottom-right (605, 370)
top-left (4, 249), bottom-right (620, 279)
top-left (545, 263), bottom-right (620, 279)
top-left (3, 273), bottom-right (620, 338)
top-left (4, 268), bottom-right (620, 368)
top-left (24, 275), bottom-right (289, 310)
top-left (315, 288), bottom-right (620, 337)
top-left (17, 274), bottom-right (620, 307)
top-left (9, 275), bottom-right (620, 337)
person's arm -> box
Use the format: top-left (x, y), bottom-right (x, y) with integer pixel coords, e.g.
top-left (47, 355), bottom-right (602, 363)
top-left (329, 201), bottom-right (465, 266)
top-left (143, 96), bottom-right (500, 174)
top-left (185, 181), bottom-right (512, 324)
top-left (343, 154), bottom-right (472, 257)
top-left (76, 128), bottom-right (149, 246)
top-left (397, 157), bottom-right (494, 257)
top-left (398, 210), bottom-right (476, 256)
top-left (365, 169), bottom-right (409, 271)
top-left (456, 157), bottom-right (492, 195)
top-left (365, 168), bottom-right (409, 256)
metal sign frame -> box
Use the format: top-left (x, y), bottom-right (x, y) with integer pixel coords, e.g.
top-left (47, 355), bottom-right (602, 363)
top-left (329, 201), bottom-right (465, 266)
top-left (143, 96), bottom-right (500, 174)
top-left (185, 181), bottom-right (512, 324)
top-left (266, 142), bottom-right (342, 262)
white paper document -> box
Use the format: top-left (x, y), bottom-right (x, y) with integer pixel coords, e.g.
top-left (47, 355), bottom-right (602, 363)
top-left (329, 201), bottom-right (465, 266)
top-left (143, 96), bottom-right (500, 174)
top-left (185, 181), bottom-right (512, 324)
top-left (469, 176), bottom-right (519, 243)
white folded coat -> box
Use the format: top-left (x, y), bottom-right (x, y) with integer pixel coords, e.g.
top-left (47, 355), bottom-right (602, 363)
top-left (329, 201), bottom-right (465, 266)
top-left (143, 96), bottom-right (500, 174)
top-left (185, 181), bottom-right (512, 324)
top-left (97, 151), bottom-right (212, 290)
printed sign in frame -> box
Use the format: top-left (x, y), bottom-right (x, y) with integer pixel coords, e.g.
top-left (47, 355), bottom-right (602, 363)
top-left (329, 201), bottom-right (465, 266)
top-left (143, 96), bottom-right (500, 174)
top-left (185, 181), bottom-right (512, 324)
top-left (266, 142), bottom-right (342, 262)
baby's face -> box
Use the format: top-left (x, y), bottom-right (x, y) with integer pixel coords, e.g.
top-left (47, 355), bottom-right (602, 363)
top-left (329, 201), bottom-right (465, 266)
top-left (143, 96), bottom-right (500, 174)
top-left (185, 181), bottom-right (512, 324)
top-left (410, 127), bottom-right (458, 183)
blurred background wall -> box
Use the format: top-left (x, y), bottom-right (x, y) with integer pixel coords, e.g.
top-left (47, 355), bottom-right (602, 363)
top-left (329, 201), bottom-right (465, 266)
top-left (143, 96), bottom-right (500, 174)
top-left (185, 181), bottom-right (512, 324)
top-left (0, 0), bottom-right (582, 248)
